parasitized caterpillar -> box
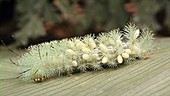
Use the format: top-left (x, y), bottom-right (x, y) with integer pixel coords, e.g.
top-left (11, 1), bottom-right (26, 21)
top-left (15, 23), bottom-right (155, 82)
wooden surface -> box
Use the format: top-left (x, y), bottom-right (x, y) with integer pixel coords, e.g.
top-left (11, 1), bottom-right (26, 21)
top-left (0, 38), bottom-right (170, 96)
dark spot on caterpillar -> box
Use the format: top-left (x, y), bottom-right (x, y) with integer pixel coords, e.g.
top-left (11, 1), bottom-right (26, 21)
top-left (50, 45), bottom-right (55, 48)
top-left (46, 52), bottom-right (48, 56)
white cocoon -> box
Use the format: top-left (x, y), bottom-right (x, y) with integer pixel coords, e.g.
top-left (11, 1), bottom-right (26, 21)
top-left (72, 61), bottom-right (78, 67)
top-left (66, 49), bottom-right (76, 56)
top-left (102, 57), bottom-right (108, 64)
top-left (122, 53), bottom-right (129, 58)
top-left (89, 38), bottom-right (96, 49)
top-left (76, 41), bottom-right (86, 49)
top-left (125, 49), bottom-right (131, 54)
top-left (134, 29), bottom-right (140, 39)
top-left (82, 54), bottom-right (90, 60)
top-left (99, 44), bottom-right (108, 53)
top-left (82, 48), bottom-right (90, 54)
top-left (91, 53), bottom-right (99, 60)
top-left (117, 55), bottom-right (123, 63)
top-left (132, 45), bottom-right (140, 53)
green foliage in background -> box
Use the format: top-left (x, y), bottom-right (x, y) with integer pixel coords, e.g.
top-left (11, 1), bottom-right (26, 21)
top-left (12, 0), bottom-right (130, 45)
top-left (132, 0), bottom-right (170, 31)
top-left (1, 0), bottom-right (170, 45)
top-left (14, 0), bottom-right (61, 45)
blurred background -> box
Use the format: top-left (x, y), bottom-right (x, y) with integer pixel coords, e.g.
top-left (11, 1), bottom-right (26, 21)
top-left (0, 0), bottom-right (170, 48)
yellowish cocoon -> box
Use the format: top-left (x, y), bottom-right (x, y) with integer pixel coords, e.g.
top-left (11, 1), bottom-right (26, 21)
top-left (91, 53), bottom-right (99, 60)
top-left (132, 45), bottom-right (140, 53)
top-left (134, 29), bottom-right (140, 39)
top-left (82, 54), bottom-right (90, 60)
top-left (109, 40), bottom-right (115, 46)
top-left (122, 53), bottom-right (129, 58)
top-left (76, 41), bottom-right (86, 49)
top-left (142, 50), bottom-right (147, 54)
top-left (66, 49), bottom-right (76, 56)
top-left (125, 49), bottom-right (131, 54)
top-left (102, 57), bottom-right (108, 64)
top-left (72, 61), bottom-right (78, 67)
top-left (68, 41), bottom-right (75, 49)
top-left (82, 48), bottom-right (90, 54)
top-left (117, 55), bottom-right (123, 63)
top-left (99, 44), bottom-right (108, 53)
top-left (116, 39), bottom-right (122, 46)
top-left (89, 38), bottom-right (96, 49)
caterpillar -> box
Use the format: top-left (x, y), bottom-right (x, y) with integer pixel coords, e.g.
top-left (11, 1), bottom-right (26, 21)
top-left (16, 23), bottom-right (155, 82)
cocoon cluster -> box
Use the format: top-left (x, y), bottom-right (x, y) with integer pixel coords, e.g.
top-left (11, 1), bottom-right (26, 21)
top-left (16, 23), bottom-right (155, 82)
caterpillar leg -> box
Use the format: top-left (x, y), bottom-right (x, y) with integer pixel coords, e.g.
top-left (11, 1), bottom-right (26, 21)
top-left (33, 76), bottom-right (46, 82)
top-left (143, 55), bottom-right (150, 60)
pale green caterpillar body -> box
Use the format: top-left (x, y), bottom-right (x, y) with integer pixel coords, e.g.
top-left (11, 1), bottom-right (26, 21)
top-left (17, 23), bottom-right (155, 82)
